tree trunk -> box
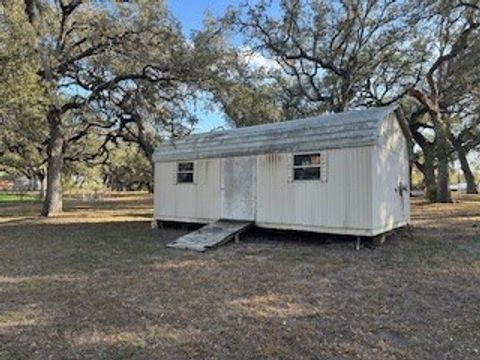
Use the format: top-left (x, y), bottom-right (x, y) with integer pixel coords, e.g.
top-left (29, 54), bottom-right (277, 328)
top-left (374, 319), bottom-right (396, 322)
top-left (423, 150), bottom-right (438, 202)
top-left (41, 111), bottom-right (64, 216)
top-left (434, 117), bottom-right (452, 203)
top-left (408, 109), bottom-right (438, 201)
top-left (394, 108), bottom-right (416, 196)
top-left (456, 142), bottom-right (478, 194)
top-left (135, 125), bottom-right (155, 193)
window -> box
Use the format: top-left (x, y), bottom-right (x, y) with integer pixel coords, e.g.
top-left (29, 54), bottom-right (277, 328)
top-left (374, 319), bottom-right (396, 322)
top-left (177, 162), bottom-right (194, 183)
top-left (293, 153), bottom-right (321, 180)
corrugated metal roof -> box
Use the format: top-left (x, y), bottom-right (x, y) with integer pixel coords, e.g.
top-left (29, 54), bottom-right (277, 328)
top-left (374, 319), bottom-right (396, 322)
top-left (153, 105), bottom-right (398, 162)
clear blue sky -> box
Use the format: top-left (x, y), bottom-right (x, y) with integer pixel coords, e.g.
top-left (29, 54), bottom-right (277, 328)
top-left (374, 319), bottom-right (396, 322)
top-left (168, 1), bottom-right (242, 132)
top-left (168, 0), bottom-right (239, 35)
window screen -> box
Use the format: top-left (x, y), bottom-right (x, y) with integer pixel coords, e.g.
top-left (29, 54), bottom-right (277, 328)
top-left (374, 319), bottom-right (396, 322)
top-left (293, 154), bottom-right (321, 180)
top-left (177, 162), bottom-right (194, 183)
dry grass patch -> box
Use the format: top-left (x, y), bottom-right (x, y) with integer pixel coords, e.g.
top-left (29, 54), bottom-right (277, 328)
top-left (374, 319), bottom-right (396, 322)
top-left (0, 193), bottom-right (479, 359)
top-left (0, 306), bottom-right (49, 329)
top-left (225, 293), bottom-right (322, 319)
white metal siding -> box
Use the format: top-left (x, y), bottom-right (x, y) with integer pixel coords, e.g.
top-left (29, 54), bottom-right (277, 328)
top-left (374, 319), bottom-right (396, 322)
top-left (372, 115), bottom-right (410, 232)
top-left (154, 159), bottom-right (221, 222)
top-left (256, 147), bottom-right (374, 234)
top-left (153, 114), bottom-right (410, 236)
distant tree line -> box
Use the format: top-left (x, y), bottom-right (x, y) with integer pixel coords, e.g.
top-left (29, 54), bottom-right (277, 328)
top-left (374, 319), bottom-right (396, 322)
top-left (0, 0), bottom-right (479, 216)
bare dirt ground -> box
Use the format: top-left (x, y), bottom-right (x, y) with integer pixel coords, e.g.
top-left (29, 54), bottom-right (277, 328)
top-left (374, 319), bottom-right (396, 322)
top-left (0, 193), bottom-right (479, 359)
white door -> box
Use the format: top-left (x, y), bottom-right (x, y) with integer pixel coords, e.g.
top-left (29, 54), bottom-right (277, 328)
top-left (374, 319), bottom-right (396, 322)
top-left (221, 157), bottom-right (256, 220)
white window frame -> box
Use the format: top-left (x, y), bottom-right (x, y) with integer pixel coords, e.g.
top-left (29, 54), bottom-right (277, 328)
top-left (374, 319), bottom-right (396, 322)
top-left (292, 152), bottom-right (322, 181)
top-left (176, 161), bottom-right (195, 184)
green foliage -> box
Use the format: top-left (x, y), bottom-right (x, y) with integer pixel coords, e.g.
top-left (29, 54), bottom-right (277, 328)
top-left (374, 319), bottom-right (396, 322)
top-left (61, 141), bottom-right (153, 192)
top-left (0, 0), bottom-right (203, 204)
top-left (230, 0), bottom-right (422, 112)
top-left (102, 144), bottom-right (153, 191)
top-left (411, 167), bottom-right (424, 189)
top-left (192, 22), bottom-right (309, 127)
top-left (0, 2), bottom-right (49, 120)
top-left (216, 81), bottom-right (284, 127)
top-left (0, 3), bottom-right (49, 179)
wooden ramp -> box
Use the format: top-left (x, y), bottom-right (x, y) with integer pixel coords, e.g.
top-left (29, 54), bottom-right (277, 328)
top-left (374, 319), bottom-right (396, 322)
top-left (167, 220), bottom-right (252, 252)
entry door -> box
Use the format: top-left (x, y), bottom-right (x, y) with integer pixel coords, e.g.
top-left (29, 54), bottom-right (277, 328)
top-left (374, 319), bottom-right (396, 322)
top-left (221, 157), bottom-right (256, 220)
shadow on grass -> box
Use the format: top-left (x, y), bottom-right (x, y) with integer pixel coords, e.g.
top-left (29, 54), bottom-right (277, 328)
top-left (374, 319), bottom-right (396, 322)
top-left (113, 212), bottom-right (154, 219)
top-left (0, 212), bottom-right (479, 359)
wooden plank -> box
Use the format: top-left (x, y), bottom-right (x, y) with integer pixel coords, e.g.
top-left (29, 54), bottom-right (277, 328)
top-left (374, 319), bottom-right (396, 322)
top-left (167, 220), bottom-right (252, 252)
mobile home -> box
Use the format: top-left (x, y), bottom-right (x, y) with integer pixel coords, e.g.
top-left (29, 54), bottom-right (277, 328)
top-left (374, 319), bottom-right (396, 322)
top-left (152, 105), bottom-right (410, 237)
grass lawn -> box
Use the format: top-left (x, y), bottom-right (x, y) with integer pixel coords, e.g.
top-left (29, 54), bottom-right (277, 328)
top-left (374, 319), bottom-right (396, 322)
top-left (0, 193), bottom-right (40, 203)
top-left (0, 193), bottom-right (479, 359)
